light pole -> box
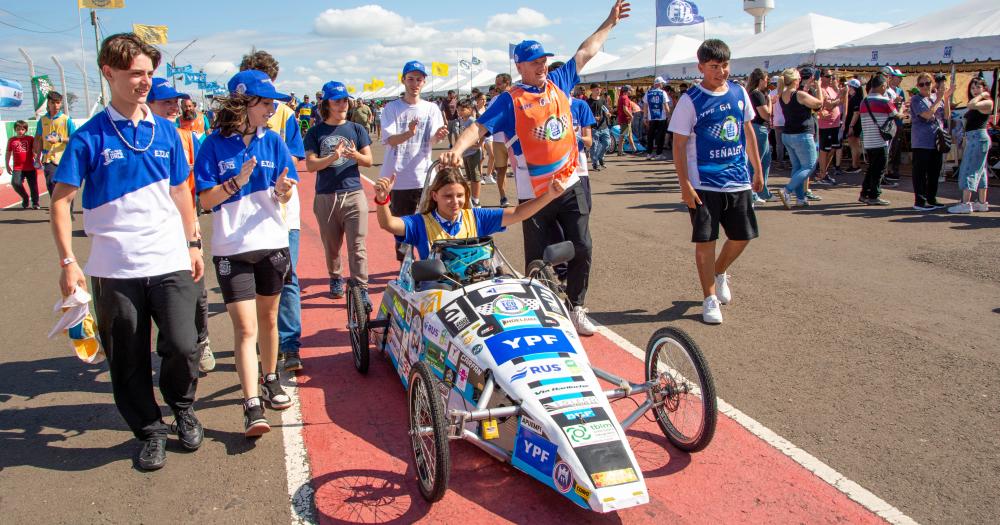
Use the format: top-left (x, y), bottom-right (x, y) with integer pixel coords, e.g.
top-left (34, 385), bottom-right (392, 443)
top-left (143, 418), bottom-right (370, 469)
top-left (171, 38), bottom-right (198, 88)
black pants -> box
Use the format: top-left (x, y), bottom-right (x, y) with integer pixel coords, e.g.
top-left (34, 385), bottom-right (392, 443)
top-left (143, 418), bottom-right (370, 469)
top-left (862, 146), bottom-right (888, 199)
top-left (10, 170), bottom-right (39, 206)
top-left (520, 181), bottom-right (593, 307)
top-left (93, 270), bottom-right (199, 440)
top-left (195, 277), bottom-right (209, 343)
top-left (911, 148), bottom-right (942, 206)
top-left (44, 162), bottom-right (74, 214)
top-left (646, 119), bottom-right (668, 155)
top-left (887, 129), bottom-right (902, 176)
top-left (391, 188), bottom-right (423, 261)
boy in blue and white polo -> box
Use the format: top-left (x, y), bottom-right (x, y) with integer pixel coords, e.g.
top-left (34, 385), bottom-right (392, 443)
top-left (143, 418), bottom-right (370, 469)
top-left (50, 33), bottom-right (204, 471)
top-left (194, 69), bottom-right (299, 438)
top-left (669, 39), bottom-right (764, 325)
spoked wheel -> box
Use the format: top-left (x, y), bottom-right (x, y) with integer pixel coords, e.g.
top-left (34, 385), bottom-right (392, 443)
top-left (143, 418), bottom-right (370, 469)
top-left (347, 284), bottom-right (370, 374)
top-left (526, 259), bottom-right (572, 314)
top-left (645, 326), bottom-right (717, 452)
top-left (408, 361), bottom-right (450, 502)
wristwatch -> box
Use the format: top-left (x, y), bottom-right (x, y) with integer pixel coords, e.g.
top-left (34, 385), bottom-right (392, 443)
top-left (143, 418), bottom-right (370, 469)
top-left (188, 240), bottom-right (202, 249)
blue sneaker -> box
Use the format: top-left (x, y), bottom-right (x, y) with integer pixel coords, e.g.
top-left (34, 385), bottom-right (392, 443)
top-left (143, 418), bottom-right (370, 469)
top-left (329, 277), bottom-right (345, 299)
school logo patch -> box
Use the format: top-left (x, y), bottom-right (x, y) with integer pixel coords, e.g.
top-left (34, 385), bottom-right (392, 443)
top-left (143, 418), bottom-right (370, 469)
top-left (100, 148), bottom-right (125, 166)
top-left (218, 258), bottom-right (231, 276)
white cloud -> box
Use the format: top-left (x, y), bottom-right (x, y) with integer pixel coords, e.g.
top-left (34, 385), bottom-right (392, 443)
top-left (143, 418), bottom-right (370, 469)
top-left (203, 61), bottom-right (235, 76)
top-left (487, 8), bottom-right (555, 32)
top-left (313, 5), bottom-right (410, 39)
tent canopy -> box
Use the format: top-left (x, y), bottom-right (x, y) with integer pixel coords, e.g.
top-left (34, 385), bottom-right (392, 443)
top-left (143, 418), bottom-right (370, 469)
top-left (816, 0), bottom-right (1000, 68)
top-left (581, 35), bottom-right (701, 82)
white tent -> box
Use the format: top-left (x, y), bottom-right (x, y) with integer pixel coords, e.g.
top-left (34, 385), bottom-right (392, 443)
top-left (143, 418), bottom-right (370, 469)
top-left (657, 14), bottom-right (888, 79)
top-left (580, 35), bottom-right (701, 82)
top-left (816, 0), bottom-right (1000, 68)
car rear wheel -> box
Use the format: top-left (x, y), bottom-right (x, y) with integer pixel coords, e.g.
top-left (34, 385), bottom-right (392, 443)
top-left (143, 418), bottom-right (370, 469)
top-left (645, 326), bottom-right (717, 452)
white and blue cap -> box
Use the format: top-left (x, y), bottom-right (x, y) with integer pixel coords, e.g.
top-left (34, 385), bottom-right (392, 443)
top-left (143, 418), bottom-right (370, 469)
top-left (653, 76), bottom-right (667, 85)
top-left (401, 60), bottom-right (428, 77)
top-left (147, 77), bottom-right (190, 102)
top-left (322, 81), bottom-right (351, 101)
top-left (227, 69), bottom-right (291, 101)
top-left (513, 40), bottom-right (554, 64)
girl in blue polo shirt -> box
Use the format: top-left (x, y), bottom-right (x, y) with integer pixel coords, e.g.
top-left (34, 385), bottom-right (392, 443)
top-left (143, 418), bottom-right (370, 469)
top-left (373, 167), bottom-right (565, 261)
top-left (194, 70), bottom-right (299, 438)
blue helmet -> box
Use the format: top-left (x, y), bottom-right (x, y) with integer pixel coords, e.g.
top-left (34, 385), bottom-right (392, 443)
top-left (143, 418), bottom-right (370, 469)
top-left (433, 238), bottom-right (496, 282)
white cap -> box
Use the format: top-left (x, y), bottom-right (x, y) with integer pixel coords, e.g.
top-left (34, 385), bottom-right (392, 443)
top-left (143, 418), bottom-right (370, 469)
top-left (847, 78), bottom-right (861, 89)
top-left (769, 75), bottom-right (780, 84)
top-left (654, 76), bottom-right (666, 85)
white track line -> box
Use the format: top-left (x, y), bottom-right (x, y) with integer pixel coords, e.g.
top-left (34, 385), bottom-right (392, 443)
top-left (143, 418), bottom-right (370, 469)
top-left (594, 324), bottom-right (918, 525)
top-left (281, 372), bottom-right (317, 524)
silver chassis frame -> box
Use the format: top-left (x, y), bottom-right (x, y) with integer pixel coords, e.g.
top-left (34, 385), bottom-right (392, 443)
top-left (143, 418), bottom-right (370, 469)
top-left (445, 366), bottom-right (661, 462)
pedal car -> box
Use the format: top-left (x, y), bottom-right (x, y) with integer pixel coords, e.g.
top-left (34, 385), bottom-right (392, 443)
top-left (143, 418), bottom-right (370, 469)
top-left (348, 230), bottom-right (716, 512)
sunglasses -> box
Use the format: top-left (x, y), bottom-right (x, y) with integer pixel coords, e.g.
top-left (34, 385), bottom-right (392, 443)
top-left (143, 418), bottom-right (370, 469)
top-left (917, 81), bottom-right (932, 87)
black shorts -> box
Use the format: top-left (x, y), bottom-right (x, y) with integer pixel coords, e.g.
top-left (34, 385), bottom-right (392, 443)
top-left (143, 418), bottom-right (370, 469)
top-left (213, 248), bottom-right (291, 303)
top-left (688, 189), bottom-right (759, 243)
top-left (818, 127), bottom-right (843, 151)
top-left (390, 188), bottom-right (424, 261)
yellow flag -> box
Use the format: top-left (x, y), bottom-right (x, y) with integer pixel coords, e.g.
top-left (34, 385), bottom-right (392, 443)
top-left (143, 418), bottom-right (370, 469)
top-left (347, 86), bottom-right (356, 94)
top-left (363, 83), bottom-right (371, 92)
top-left (398, 73), bottom-right (403, 83)
top-left (132, 24), bottom-right (168, 45)
top-left (371, 78), bottom-right (385, 90)
top-left (79, 0), bottom-right (125, 8)
top-left (431, 62), bottom-right (449, 77)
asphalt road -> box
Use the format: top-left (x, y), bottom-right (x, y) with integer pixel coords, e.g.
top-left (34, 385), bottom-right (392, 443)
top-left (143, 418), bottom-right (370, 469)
top-left (1, 140), bottom-right (997, 524)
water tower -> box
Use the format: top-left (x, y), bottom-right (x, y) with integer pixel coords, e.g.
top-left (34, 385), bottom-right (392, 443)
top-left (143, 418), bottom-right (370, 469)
top-left (744, 0), bottom-right (775, 34)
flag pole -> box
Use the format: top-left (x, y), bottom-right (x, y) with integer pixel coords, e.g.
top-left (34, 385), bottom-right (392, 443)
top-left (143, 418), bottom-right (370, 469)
top-left (90, 10), bottom-right (106, 105)
top-left (653, 26), bottom-right (659, 80)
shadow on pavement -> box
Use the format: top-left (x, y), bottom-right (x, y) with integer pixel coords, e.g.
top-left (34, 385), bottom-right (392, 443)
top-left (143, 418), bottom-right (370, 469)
top-left (591, 302), bottom-right (702, 326)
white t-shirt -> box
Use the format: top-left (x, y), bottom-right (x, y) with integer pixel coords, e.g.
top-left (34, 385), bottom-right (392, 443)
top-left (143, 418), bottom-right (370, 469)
top-left (379, 98), bottom-right (446, 190)
top-left (668, 83), bottom-right (756, 192)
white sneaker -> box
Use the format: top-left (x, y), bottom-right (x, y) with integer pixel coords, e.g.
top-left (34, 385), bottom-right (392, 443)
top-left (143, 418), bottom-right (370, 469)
top-left (646, 154), bottom-right (655, 160)
top-left (702, 296), bottom-right (723, 324)
top-left (198, 339), bottom-right (215, 373)
top-left (779, 189), bottom-right (792, 209)
top-left (482, 175), bottom-right (494, 185)
top-left (571, 306), bottom-right (596, 336)
top-left (948, 202), bottom-right (973, 214)
top-left (972, 201), bottom-right (990, 212)
top-left (657, 154), bottom-right (669, 161)
top-left (714, 273), bottom-right (732, 304)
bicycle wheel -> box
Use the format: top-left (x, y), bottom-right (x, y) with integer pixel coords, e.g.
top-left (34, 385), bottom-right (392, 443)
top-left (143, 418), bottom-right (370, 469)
top-left (408, 361), bottom-right (451, 502)
top-left (525, 259), bottom-right (571, 314)
top-left (347, 285), bottom-right (370, 374)
top-left (645, 326), bottom-right (717, 452)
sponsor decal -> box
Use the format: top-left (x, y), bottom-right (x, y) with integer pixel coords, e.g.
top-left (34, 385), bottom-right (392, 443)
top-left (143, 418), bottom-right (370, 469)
top-left (447, 342), bottom-right (460, 365)
top-left (591, 467), bottom-right (638, 488)
top-left (471, 343), bottom-right (483, 355)
top-left (407, 315), bottom-right (423, 363)
top-left (511, 351), bottom-right (573, 366)
top-left (425, 321), bottom-right (441, 341)
top-left (562, 420), bottom-right (618, 448)
top-left (513, 426), bottom-right (557, 476)
top-left (485, 328), bottom-right (576, 365)
top-left (574, 483), bottom-right (591, 500)
top-left (478, 283), bottom-right (526, 297)
top-left (456, 363), bottom-right (469, 392)
top-left (460, 355), bottom-right (482, 376)
top-left (418, 291), bottom-right (442, 315)
top-left (524, 371), bottom-right (579, 387)
top-left (543, 395), bottom-right (599, 412)
top-left (531, 282), bottom-right (566, 317)
top-left (564, 359), bottom-right (581, 373)
top-left (437, 380), bottom-right (450, 401)
top-left (552, 461), bottom-right (573, 493)
top-left (520, 415), bottom-right (544, 436)
top-left (443, 368), bottom-right (455, 388)
top-left (532, 383), bottom-right (588, 397)
top-left (563, 408), bottom-right (596, 420)
top-left (492, 294), bottom-right (530, 316)
top-left (511, 368), bottom-right (528, 382)
top-left (499, 316), bottom-right (540, 329)
top-left (463, 333), bottom-right (476, 345)
top-left (439, 297), bottom-right (478, 335)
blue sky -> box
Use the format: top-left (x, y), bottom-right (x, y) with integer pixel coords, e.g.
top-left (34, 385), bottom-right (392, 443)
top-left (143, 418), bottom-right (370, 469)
top-left (0, 0), bottom-right (962, 115)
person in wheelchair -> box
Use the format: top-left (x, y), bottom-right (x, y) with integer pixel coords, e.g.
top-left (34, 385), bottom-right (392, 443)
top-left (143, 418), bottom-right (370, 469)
top-left (374, 167), bottom-right (566, 279)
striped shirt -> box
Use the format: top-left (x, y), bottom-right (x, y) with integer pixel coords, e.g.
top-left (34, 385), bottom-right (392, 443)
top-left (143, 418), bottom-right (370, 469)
top-left (859, 94), bottom-right (898, 149)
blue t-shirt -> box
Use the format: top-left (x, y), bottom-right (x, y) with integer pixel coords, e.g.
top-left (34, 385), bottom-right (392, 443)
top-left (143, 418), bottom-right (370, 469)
top-left (303, 121), bottom-right (371, 194)
top-left (645, 88), bottom-right (669, 121)
top-left (194, 128), bottom-right (299, 256)
top-left (398, 208), bottom-right (506, 259)
top-left (53, 106), bottom-right (191, 279)
top-left (570, 98), bottom-right (596, 152)
top-left (909, 93), bottom-right (943, 150)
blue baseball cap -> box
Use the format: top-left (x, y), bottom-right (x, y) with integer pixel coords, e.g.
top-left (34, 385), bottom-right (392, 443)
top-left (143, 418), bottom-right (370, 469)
top-left (147, 77), bottom-right (190, 102)
top-left (227, 69), bottom-right (291, 101)
top-left (401, 60), bottom-right (427, 77)
top-left (322, 81), bottom-right (351, 101)
top-left (513, 40), bottom-right (554, 64)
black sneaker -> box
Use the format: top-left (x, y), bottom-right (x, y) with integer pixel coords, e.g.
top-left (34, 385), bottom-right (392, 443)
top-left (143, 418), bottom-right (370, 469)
top-left (842, 167), bottom-right (862, 174)
top-left (283, 351), bottom-right (303, 372)
top-left (20, 200), bottom-right (29, 209)
top-left (329, 277), bottom-right (345, 299)
top-left (499, 197), bottom-right (510, 207)
top-left (137, 436), bottom-right (167, 470)
top-left (171, 408), bottom-right (203, 451)
top-left (243, 397), bottom-right (270, 437)
top-left (31, 204), bottom-right (40, 210)
top-left (261, 373), bottom-right (293, 410)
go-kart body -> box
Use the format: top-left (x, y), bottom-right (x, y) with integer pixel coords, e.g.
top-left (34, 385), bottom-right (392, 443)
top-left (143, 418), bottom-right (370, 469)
top-left (374, 259), bottom-right (650, 512)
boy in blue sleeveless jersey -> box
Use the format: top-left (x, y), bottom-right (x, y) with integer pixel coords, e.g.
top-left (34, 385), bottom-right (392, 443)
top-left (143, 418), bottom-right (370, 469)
top-left (668, 40), bottom-right (764, 325)
top-left (50, 33), bottom-right (205, 470)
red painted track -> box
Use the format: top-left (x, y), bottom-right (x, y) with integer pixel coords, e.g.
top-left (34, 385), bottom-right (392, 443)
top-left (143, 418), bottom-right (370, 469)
top-left (292, 169), bottom-right (885, 524)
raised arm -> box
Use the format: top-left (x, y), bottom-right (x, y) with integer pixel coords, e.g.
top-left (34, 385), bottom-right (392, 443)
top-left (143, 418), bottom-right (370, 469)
top-left (373, 175), bottom-right (406, 236)
top-left (574, 0), bottom-right (631, 70)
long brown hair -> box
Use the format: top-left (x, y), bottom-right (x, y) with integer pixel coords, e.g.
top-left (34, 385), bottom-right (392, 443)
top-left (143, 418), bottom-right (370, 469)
top-left (211, 94), bottom-right (265, 137)
top-left (748, 68), bottom-right (767, 92)
top-left (420, 167), bottom-right (472, 215)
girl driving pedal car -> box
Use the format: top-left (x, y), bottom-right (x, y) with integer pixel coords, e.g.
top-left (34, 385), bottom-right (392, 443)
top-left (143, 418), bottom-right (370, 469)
top-left (374, 166), bottom-right (565, 260)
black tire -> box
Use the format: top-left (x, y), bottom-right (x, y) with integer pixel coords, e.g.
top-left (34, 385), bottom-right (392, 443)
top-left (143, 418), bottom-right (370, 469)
top-left (347, 285), bottom-right (369, 374)
top-left (644, 326), bottom-right (717, 452)
top-left (408, 361), bottom-right (450, 502)
top-left (525, 259), bottom-right (571, 313)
